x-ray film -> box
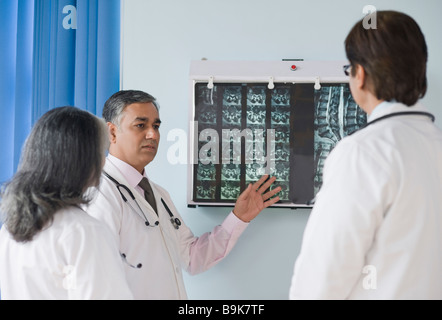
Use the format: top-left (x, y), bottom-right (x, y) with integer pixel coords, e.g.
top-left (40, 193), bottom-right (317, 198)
top-left (192, 82), bottom-right (366, 207)
top-left (313, 84), bottom-right (366, 195)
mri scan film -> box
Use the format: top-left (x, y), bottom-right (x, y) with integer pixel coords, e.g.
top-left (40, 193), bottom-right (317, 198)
top-left (192, 82), bottom-right (366, 207)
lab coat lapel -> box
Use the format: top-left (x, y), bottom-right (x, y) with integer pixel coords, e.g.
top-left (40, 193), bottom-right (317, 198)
top-left (103, 159), bottom-right (159, 220)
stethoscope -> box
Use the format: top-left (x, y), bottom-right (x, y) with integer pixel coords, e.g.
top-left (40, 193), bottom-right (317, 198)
top-left (307, 111), bottom-right (435, 206)
top-left (102, 171), bottom-right (182, 230)
top-left (349, 111), bottom-right (435, 135)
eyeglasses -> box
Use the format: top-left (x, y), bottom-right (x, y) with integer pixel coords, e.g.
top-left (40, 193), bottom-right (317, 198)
top-left (343, 64), bottom-right (352, 76)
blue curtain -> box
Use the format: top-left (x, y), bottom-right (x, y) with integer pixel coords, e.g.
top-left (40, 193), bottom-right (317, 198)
top-left (0, 0), bottom-right (34, 187)
top-left (0, 0), bottom-right (121, 186)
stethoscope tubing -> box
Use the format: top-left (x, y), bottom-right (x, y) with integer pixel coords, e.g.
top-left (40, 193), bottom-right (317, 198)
top-left (349, 111), bottom-right (435, 136)
top-left (102, 171), bottom-right (181, 229)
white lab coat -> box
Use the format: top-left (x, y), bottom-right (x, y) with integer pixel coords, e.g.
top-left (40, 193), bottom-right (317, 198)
top-left (290, 102), bottom-right (442, 299)
top-left (85, 159), bottom-right (246, 300)
top-left (0, 207), bottom-right (133, 300)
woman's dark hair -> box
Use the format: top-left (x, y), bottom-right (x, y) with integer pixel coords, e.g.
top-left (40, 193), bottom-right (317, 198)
top-left (0, 107), bottom-right (108, 242)
top-left (345, 10), bottom-right (428, 106)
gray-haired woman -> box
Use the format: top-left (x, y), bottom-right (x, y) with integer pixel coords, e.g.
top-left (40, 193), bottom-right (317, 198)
top-left (0, 107), bottom-right (133, 300)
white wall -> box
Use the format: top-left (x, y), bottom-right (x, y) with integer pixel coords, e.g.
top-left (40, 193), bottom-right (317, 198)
top-left (121, 0), bottom-right (442, 299)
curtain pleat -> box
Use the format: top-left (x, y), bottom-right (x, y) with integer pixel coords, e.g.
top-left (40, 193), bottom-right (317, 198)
top-left (75, 0), bottom-right (121, 116)
top-left (32, 0), bottom-right (77, 124)
top-left (0, 0), bottom-right (33, 184)
top-left (0, 0), bottom-right (121, 185)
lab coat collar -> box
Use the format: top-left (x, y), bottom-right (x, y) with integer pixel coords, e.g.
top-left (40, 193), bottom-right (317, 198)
top-left (368, 100), bottom-right (431, 123)
top-left (103, 159), bottom-right (160, 218)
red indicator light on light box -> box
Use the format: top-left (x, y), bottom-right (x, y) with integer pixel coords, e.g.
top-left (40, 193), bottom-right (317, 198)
top-left (290, 65), bottom-right (297, 71)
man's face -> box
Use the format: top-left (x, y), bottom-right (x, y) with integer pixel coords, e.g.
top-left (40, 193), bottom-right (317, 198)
top-left (108, 102), bottom-right (161, 173)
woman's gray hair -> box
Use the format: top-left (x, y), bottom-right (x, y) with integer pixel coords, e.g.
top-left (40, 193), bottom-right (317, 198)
top-left (102, 90), bottom-right (160, 127)
top-left (0, 107), bottom-right (108, 243)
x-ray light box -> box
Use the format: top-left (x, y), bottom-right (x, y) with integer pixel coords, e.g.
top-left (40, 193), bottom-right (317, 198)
top-left (187, 60), bottom-right (366, 208)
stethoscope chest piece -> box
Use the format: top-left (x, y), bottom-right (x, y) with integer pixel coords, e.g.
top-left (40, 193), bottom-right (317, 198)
top-left (171, 217), bottom-right (182, 230)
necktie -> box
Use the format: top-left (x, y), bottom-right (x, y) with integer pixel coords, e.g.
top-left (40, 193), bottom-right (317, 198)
top-left (138, 177), bottom-right (158, 215)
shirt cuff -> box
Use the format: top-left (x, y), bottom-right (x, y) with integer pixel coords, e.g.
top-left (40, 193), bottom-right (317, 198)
top-left (221, 211), bottom-right (249, 235)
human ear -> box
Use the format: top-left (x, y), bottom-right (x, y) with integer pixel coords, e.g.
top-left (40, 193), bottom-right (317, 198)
top-left (354, 64), bottom-right (367, 90)
top-left (107, 122), bottom-right (117, 144)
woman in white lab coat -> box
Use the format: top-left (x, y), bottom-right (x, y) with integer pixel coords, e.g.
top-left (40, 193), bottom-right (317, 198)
top-left (0, 107), bottom-right (133, 300)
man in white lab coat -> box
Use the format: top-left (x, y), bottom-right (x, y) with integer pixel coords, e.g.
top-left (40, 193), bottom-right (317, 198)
top-left (86, 90), bottom-right (281, 299)
top-left (289, 11), bottom-right (442, 299)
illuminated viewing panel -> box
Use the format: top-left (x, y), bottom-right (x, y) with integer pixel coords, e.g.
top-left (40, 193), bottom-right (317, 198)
top-left (188, 61), bottom-right (366, 208)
